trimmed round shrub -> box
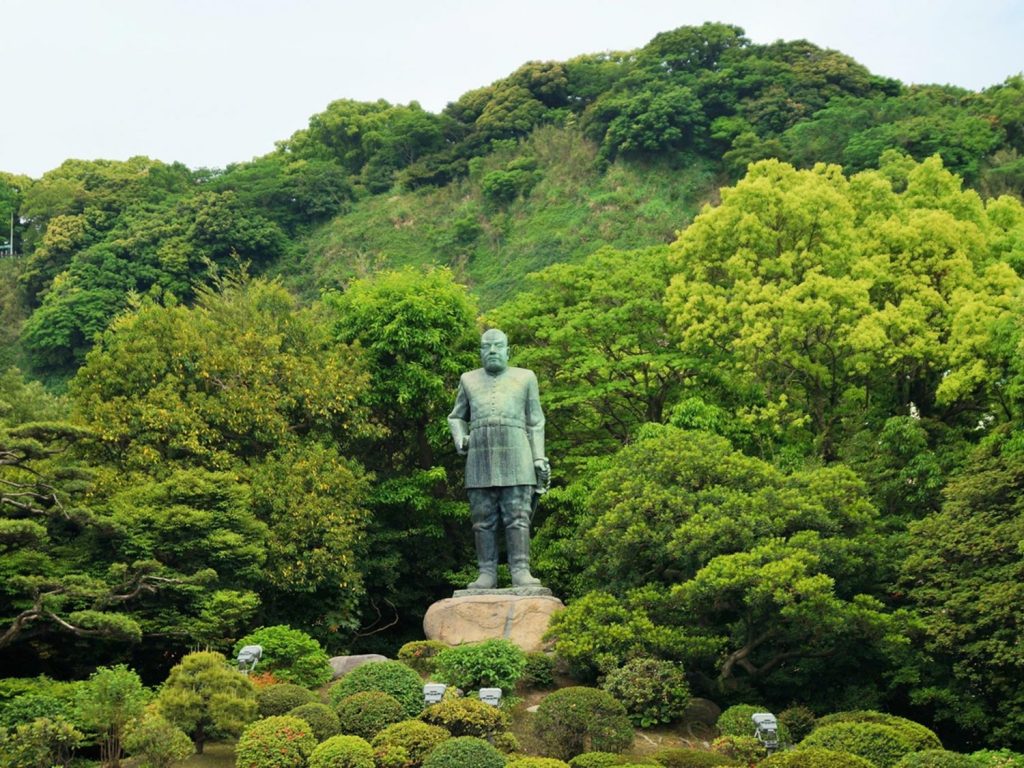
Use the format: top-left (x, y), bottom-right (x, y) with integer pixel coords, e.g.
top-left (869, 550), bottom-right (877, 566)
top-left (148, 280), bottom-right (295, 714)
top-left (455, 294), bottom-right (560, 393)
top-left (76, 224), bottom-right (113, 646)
top-left (779, 706), bottom-right (817, 743)
top-left (493, 731), bottom-right (521, 754)
top-left (710, 735), bottom-right (766, 765)
top-left (309, 734), bottom-right (375, 768)
top-left (234, 625), bottom-right (333, 688)
top-left (760, 747), bottom-right (875, 768)
top-left (331, 661), bottom-right (425, 718)
top-left (800, 722), bottom-right (914, 768)
top-left (508, 758), bottom-right (571, 768)
top-left (649, 747), bottom-right (740, 766)
top-left (374, 744), bottom-right (412, 768)
top-left (257, 682), bottom-right (318, 717)
top-left (335, 690), bottom-right (407, 740)
top-left (371, 720), bottom-right (450, 767)
top-left (972, 750), bottom-right (1024, 768)
top-left (434, 639), bottom-right (527, 693)
top-left (421, 735), bottom-right (506, 768)
top-left (894, 750), bottom-right (978, 768)
top-left (235, 715), bottom-right (317, 768)
top-left (534, 687), bottom-right (634, 761)
top-left (124, 713), bottom-right (194, 768)
top-left (399, 641), bottom-right (448, 675)
top-left (602, 658), bottom-right (690, 727)
top-left (419, 696), bottom-right (510, 739)
top-left (813, 712), bottom-right (941, 752)
top-left (521, 653), bottom-right (556, 689)
top-left (289, 702), bottom-right (341, 741)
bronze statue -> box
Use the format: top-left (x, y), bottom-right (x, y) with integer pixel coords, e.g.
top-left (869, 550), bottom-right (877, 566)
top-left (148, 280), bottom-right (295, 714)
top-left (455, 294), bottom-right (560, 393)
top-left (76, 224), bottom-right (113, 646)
top-left (449, 329), bottom-right (550, 589)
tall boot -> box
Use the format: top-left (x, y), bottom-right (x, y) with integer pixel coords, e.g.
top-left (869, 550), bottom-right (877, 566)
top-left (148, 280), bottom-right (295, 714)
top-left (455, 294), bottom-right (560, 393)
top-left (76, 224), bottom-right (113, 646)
top-left (467, 529), bottom-right (498, 589)
top-left (506, 527), bottom-right (541, 587)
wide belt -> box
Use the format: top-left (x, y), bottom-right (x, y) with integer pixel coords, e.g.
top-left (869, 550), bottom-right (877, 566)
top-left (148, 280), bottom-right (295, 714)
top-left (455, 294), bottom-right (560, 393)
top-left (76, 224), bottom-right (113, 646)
top-left (469, 416), bottom-right (527, 430)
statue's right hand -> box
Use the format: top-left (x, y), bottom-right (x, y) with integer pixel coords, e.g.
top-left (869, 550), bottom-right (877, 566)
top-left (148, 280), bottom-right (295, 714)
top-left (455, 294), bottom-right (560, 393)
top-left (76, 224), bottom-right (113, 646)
top-left (458, 436), bottom-right (469, 454)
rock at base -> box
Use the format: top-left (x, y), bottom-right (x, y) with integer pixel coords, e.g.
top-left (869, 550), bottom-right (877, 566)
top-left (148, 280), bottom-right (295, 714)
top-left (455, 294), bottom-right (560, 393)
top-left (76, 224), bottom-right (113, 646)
top-left (423, 594), bottom-right (565, 652)
top-left (328, 653), bottom-right (388, 679)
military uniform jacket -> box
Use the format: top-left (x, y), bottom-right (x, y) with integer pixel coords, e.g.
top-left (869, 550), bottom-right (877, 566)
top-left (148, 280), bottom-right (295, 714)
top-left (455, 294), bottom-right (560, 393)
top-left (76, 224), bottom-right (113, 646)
top-left (448, 366), bottom-right (545, 488)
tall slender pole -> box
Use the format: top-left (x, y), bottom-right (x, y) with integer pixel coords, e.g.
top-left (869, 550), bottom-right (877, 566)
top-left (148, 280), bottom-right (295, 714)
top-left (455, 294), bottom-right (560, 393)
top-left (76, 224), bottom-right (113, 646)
top-left (8, 210), bottom-right (13, 256)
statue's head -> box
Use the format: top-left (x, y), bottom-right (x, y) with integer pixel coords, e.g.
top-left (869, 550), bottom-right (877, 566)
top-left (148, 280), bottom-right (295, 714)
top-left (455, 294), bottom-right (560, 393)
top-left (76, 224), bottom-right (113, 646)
top-left (480, 328), bottom-right (509, 374)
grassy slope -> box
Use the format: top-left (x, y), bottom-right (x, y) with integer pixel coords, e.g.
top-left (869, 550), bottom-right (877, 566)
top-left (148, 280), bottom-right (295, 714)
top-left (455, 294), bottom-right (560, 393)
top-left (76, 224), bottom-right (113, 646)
top-left (274, 126), bottom-right (721, 308)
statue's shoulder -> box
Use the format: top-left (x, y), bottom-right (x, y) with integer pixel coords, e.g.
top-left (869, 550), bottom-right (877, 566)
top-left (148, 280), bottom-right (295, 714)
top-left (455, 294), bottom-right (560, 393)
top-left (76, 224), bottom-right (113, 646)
top-left (507, 367), bottom-right (537, 382)
top-left (461, 368), bottom-right (487, 385)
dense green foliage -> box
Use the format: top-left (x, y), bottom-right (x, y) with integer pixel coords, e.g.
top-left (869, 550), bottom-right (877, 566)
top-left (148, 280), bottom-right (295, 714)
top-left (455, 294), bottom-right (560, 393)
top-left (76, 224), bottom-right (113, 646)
top-left (122, 712), bottom-right (195, 768)
top-left (333, 691), bottom-right (407, 740)
top-left (399, 640), bottom-right (448, 675)
top-left (235, 625), bottom-right (333, 688)
top-left (330, 661), bottom-right (425, 718)
top-left (602, 658), bottom-right (690, 727)
top-left (2, 19), bottom-right (1024, 758)
top-left (800, 721), bottom-right (915, 768)
top-left (534, 687), bottom-right (634, 760)
top-left (759, 748), bottom-right (874, 768)
top-left (433, 639), bottom-right (527, 693)
top-left (308, 734), bottom-right (375, 768)
top-left (421, 735), bottom-right (508, 768)
top-left (288, 702), bottom-right (341, 741)
top-left (256, 682), bottom-right (318, 717)
top-left (370, 720), bottom-right (451, 767)
top-left (235, 715), bottom-right (317, 768)
top-left (648, 748), bottom-right (739, 767)
top-left (418, 696), bottom-right (511, 739)
top-left (155, 651), bottom-right (257, 753)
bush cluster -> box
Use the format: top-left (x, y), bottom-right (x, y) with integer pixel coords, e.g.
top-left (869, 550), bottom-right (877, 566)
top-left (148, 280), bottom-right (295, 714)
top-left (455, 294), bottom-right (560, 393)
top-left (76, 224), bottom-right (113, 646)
top-left (371, 720), bottom-right (450, 767)
top-left (0, 716), bottom-right (84, 768)
top-left (521, 653), bottom-right (556, 689)
top-left (972, 750), bottom-right (1024, 768)
top-left (288, 702), bottom-right (341, 741)
top-left (602, 658), bottom-right (690, 727)
top-left (508, 758), bottom-right (572, 768)
top-left (760, 747), bottom-right (874, 768)
top-left (257, 683), bottom-right (318, 717)
top-left (419, 696), bottom-right (510, 738)
top-left (778, 706), bottom-right (817, 743)
top-left (813, 711), bottom-right (941, 752)
top-left (568, 754), bottom-right (628, 768)
top-left (123, 713), bottom-right (194, 768)
top-left (421, 735), bottom-right (507, 768)
top-left (308, 734), bottom-right (375, 768)
top-left (235, 715), bottom-right (317, 768)
top-left (398, 640), bottom-right (448, 675)
top-left (800, 722), bottom-right (913, 768)
top-left (534, 687), bottom-right (634, 761)
top-left (649, 747), bottom-right (740, 766)
top-left (893, 750), bottom-right (978, 768)
top-left (434, 639), bottom-right (527, 693)
top-left (234, 626), bottom-right (333, 689)
top-left (710, 735), bottom-right (766, 765)
top-left (330, 661), bottom-right (425, 718)
top-left (334, 690), bottom-right (407, 740)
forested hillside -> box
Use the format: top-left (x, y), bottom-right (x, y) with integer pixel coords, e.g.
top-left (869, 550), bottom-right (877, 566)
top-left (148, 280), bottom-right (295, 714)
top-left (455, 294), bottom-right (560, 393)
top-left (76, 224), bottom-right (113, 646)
top-left (2, 22), bottom-right (1024, 759)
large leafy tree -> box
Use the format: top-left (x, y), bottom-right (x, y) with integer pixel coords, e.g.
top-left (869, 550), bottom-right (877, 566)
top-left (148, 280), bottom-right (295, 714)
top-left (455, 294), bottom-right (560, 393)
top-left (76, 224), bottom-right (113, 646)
top-left (899, 425), bottom-right (1024, 749)
top-left (68, 276), bottom-right (372, 643)
top-left (324, 267), bottom-right (478, 640)
top-left (489, 245), bottom-right (693, 469)
top-left (545, 425), bottom-right (896, 704)
top-left (664, 155), bottom-right (1024, 460)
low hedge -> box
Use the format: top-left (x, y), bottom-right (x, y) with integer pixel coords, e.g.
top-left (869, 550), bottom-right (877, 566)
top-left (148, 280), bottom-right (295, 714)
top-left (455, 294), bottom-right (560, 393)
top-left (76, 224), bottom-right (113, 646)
top-left (371, 719), bottom-right (450, 767)
top-left (235, 715), bottom-right (317, 768)
top-left (760, 747), bottom-right (875, 768)
top-left (535, 687), bottom-right (633, 761)
top-left (308, 734), bottom-right (375, 768)
top-left (256, 683), bottom-right (317, 717)
top-left (288, 702), bottom-right (341, 741)
top-left (799, 721), bottom-right (914, 768)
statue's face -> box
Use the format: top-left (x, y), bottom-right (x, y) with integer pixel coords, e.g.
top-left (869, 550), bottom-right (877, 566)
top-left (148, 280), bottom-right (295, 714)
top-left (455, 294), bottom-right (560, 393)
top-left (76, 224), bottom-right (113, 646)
top-left (480, 330), bottom-right (509, 374)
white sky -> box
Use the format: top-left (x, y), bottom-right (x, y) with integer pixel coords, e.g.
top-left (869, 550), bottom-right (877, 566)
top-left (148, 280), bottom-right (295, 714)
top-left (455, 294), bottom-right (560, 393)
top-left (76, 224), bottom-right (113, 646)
top-left (2, 0), bottom-right (1022, 179)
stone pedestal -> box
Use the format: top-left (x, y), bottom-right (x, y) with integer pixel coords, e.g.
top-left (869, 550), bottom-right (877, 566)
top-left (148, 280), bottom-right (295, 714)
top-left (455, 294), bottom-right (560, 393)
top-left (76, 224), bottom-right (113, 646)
top-left (423, 592), bottom-right (564, 652)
